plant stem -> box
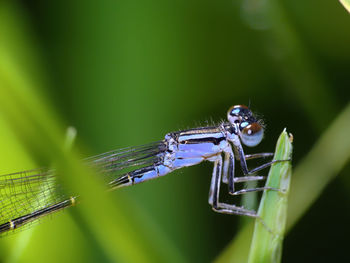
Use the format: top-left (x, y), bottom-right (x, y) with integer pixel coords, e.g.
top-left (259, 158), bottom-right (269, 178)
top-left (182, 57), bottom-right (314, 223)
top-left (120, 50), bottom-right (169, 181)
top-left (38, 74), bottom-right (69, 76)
top-left (248, 129), bottom-right (293, 263)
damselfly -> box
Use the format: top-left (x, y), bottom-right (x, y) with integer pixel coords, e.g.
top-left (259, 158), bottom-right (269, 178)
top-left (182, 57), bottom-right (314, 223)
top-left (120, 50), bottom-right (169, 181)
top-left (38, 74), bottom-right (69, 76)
top-left (0, 105), bottom-right (285, 235)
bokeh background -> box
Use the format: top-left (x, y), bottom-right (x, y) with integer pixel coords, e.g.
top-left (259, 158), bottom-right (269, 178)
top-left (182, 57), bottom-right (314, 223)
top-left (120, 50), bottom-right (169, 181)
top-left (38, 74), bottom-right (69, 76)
top-left (0, 0), bottom-right (350, 262)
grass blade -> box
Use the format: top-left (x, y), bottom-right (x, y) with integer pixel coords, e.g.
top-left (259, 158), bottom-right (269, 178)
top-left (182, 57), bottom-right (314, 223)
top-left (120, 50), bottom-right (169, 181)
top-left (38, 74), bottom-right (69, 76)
top-left (287, 102), bottom-right (350, 230)
top-left (0, 5), bottom-right (184, 259)
top-left (339, 0), bottom-right (350, 13)
top-left (247, 130), bottom-right (293, 263)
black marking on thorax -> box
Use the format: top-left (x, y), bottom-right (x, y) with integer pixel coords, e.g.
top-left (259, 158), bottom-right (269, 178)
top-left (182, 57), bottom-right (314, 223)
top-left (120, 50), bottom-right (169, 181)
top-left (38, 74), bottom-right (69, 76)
top-left (177, 126), bottom-right (225, 145)
top-left (181, 136), bottom-right (226, 145)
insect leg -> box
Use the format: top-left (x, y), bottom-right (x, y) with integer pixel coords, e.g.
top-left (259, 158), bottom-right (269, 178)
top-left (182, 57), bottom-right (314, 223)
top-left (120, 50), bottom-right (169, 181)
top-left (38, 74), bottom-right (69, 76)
top-left (245, 152), bottom-right (274, 160)
top-left (236, 143), bottom-right (290, 175)
top-left (208, 154), bottom-right (258, 218)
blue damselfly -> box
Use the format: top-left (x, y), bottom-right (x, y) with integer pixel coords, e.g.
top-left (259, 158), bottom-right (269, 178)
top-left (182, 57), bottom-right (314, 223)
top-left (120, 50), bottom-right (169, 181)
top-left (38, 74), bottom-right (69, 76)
top-left (0, 105), bottom-right (285, 235)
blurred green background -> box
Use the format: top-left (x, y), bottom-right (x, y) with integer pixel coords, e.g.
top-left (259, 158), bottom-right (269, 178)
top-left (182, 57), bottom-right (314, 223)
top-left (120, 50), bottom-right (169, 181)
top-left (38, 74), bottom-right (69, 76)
top-left (0, 0), bottom-right (350, 262)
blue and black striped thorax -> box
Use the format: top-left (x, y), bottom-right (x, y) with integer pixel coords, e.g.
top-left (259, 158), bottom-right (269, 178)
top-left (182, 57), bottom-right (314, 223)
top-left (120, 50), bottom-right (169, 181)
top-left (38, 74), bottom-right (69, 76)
top-left (165, 123), bottom-right (237, 148)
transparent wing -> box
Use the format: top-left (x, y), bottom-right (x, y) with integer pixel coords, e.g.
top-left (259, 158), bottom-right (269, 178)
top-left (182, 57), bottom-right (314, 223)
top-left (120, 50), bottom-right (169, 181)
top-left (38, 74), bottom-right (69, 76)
top-left (86, 141), bottom-right (166, 178)
top-left (0, 168), bottom-right (63, 234)
top-left (0, 140), bottom-right (167, 233)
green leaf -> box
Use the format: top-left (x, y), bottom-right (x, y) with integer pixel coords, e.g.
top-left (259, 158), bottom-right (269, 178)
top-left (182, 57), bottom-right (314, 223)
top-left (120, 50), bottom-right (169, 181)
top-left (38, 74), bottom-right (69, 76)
top-left (248, 130), bottom-right (293, 263)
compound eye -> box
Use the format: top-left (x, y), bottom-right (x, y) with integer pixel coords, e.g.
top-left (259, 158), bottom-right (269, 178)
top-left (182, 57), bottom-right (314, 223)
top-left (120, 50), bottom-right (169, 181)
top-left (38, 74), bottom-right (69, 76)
top-left (227, 105), bottom-right (249, 124)
top-left (240, 123), bottom-right (264, 147)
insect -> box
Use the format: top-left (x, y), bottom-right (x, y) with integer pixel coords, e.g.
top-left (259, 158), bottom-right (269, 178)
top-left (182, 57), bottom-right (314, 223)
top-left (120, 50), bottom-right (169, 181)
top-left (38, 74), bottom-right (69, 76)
top-left (0, 105), bottom-right (284, 235)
